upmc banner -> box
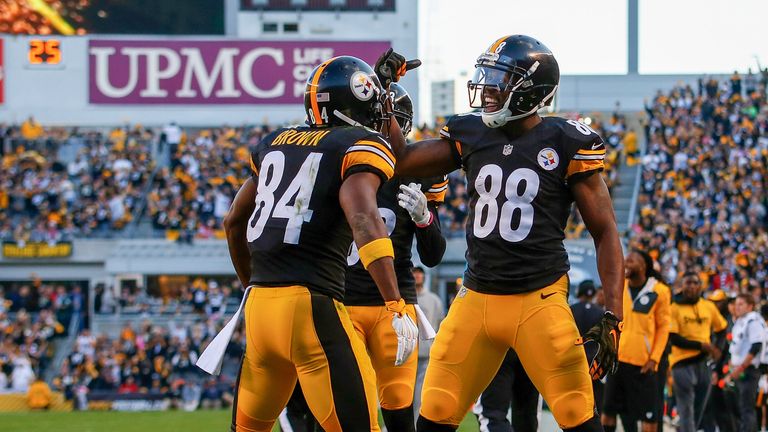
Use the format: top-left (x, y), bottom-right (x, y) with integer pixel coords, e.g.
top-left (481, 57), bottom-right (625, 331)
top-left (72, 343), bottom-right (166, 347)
top-left (0, 38), bottom-right (4, 104)
top-left (88, 40), bottom-right (390, 105)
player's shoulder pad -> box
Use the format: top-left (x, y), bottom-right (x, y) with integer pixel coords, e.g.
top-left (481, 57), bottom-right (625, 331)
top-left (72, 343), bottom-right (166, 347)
top-left (545, 116), bottom-right (606, 157)
top-left (548, 116), bottom-right (602, 144)
top-left (329, 126), bottom-right (386, 147)
top-left (440, 111), bottom-right (485, 142)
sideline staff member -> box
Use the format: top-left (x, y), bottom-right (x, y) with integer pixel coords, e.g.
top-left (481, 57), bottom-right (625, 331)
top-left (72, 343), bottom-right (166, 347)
top-left (669, 272), bottom-right (727, 432)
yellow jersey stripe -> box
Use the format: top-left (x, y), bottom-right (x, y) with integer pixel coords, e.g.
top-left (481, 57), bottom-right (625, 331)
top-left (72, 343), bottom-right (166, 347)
top-left (576, 148), bottom-right (607, 155)
top-left (355, 139), bottom-right (396, 162)
top-left (425, 190), bottom-right (446, 203)
top-left (249, 156), bottom-right (259, 175)
top-left (341, 151), bottom-right (395, 181)
top-left (567, 159), bottom-right (604, 178)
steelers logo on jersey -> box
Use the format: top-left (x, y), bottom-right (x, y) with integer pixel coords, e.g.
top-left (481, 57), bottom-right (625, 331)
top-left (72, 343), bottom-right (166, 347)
top-left (350, 71), bottom-right (376, 101)
top-left (537, 148), bottom-right (559, 170)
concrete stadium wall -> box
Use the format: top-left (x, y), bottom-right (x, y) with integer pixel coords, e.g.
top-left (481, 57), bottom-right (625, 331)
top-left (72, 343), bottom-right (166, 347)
top-left (557, 73), bottom-right (729, 112)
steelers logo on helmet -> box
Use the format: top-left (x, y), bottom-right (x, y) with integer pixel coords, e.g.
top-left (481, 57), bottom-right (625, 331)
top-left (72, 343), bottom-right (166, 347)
top-left (303, 56), bottom-right (386, 130)
top-left (350, 71), bottom-right (376, 101)
top-left (537, 148), bottom-right (559, 170)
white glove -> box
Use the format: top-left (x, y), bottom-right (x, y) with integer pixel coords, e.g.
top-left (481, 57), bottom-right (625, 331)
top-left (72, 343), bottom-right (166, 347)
top-left (398, 183), bottom-right (431, 226)
top-left (387, 299), bottom-right (419, 366)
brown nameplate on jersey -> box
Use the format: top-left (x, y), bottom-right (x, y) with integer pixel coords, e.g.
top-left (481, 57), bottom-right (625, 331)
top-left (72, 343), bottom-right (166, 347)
top-left (271, 129), bottom-right (331, 147)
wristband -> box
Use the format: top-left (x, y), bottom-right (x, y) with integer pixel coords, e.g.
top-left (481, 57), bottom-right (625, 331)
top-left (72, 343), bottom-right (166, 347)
top-left (385, 298), bottom-right (406, 314)
top-left (414, 211), bottom-right (433, 228)
top-left (604, 310), bottom-right (624, 331)
top-left (358, 237), bottom-right (394, 269)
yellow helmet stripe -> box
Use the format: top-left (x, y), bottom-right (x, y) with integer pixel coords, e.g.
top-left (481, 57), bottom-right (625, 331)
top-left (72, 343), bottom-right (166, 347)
top-left (309, 57), bottom-right (338, 125)
top-left (489, 35), bottom-right (511, 53)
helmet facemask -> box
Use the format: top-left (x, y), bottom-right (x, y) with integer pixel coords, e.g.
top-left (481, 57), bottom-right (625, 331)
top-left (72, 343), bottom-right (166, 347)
top-left (467, 60), bottom-right (557, 128)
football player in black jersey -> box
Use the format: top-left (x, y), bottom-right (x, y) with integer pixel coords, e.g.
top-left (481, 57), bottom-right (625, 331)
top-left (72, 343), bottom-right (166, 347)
top-left (223, 56), bottom-right (417, 432)
top-left (375, 35), bottom-right (625, 432)
top-left (344, 83), bottom-right (447, 432)
top-left (280, 83), bottom-right (448, 432)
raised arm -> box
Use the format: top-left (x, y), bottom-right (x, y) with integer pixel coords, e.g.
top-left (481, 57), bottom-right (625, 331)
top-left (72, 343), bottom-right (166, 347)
top-left (339, 172), bottom-right (401, 302)
top-left (572, 173), bottom-right (624, 320)
top-left (341, 171), bottom-right (418, 366)
top-left (223, 178), bottom-right (256, 289)
top-left (394, 138), bottom-right (459, 178)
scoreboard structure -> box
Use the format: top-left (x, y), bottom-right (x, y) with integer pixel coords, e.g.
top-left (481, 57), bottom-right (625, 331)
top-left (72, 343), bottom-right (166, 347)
top-left (0, 1), bottom-right (418, 126)
top-left (27, 38), bottom-right (62, 66)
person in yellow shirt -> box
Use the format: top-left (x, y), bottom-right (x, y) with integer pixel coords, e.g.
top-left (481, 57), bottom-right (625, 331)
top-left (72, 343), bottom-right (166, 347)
top-left (602, 250), bottom-right (670, 432)
top-left (669, 272), bottom-right (727, 432)
top-left (27, 377), bottom-right (52, 410)
top-left (20, 116), bottom-right (43, 141)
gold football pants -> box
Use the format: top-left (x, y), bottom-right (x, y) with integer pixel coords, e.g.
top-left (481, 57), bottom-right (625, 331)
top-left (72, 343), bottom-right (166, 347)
top-left (347, 304), bottom-right (419, 410)
top-left (232, 286), bottom-right (380, 432)
top-left (419, 275), bottom-right (594, 429)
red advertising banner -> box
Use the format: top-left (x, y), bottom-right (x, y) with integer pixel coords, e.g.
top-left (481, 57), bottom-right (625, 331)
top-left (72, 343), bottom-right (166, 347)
top-left (0, 39), bottom-right (4, 104)
top-left (88, 40), bottom-right (390, 105)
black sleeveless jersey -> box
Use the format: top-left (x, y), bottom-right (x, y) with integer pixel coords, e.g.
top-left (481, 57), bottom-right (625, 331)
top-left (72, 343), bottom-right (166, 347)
top-left (343, 175), bottom-right (447, 306)
top-left (440, 114), bottom-right (606, 294)
top-left (247, 125), bottom-right (396, 301)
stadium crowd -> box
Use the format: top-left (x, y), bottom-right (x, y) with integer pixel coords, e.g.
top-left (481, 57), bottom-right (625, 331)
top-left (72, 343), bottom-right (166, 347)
top-left (52, 318), bottom-right (243, 411)
top-left (630, 72), bottom-right (768, 292)
top-left (0, 121), bottom-right (156, 242)
top-left (145, 125), bottom-right (260, 241)
top-left (93, 277), bottom-right (242, 319)
top-left (0, 280), bottom-right (82, 393)
top-left (2, 113), bottom-right (625, 243)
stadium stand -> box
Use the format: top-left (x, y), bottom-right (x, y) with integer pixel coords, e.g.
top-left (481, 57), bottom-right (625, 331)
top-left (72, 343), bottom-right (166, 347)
top-left (1, 125), bottom-right (157, 242)
top-left (629, 75), bottom-right (768, 290)
top-left (0, 280), bottom-right (77, 393)
top-left (3, 119), bottom-right (620, 243)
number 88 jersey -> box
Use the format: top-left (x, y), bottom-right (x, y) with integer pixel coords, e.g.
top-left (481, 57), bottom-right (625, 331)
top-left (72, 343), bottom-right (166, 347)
top-left (440, 113), bottom-right (606, 294)
top-left (247, 125), bottom-right (396, 301)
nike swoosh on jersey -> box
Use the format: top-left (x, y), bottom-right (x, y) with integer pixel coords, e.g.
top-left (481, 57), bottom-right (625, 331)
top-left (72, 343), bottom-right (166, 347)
top-left (591, 143), bottom-right (604, 150)
top-left (540, 292), bottom-right (557, 300)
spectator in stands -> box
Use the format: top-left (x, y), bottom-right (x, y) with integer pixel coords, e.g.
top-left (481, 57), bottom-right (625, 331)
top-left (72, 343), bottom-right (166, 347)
top-left (11, 355), bottom-right (35, 392)
top-left (20, 116), bottom-right (43, 142)
top-left (118, 376), bottom-right (139, 394)
top-left (162, 121), bottom-right (182, 155)
top-left (27, 377), bottom-right (52, 409)
top-left (0, 369), bottom-right (7, 391)
top-left (200, 378), bottom-right (223, 409)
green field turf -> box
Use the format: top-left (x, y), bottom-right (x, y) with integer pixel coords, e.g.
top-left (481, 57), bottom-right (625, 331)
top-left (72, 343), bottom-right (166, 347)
top-left (0, 409), bottom-right (481, 432)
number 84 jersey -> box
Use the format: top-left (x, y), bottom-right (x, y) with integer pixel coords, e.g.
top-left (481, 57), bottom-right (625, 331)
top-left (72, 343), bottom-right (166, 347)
top-left (440, 113), bottom-right (606, 294)
top-left (247, 125), bottom-right (396, 301)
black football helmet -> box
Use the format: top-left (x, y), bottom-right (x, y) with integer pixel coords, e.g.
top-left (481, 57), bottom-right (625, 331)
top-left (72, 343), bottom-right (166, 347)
top-left (304, 56), bottom-right (387, 129)
top-left (468, 35), bottom-right (560, 128)
top-left (389, 83), bottom-right (413, 136)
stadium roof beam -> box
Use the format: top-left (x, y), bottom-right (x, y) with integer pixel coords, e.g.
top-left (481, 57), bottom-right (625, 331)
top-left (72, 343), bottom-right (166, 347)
top-left (628, 0), bottom-right (638, 75)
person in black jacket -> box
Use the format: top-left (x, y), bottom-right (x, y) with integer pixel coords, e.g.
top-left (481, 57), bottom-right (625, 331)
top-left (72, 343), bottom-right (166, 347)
top-left (571, 280), bottom-right (606, 412)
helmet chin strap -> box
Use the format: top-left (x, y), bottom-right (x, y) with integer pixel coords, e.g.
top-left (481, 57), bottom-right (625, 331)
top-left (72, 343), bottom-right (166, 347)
top-left (481, 91), bottom-right (514, 128)
top-left (481, 84), bottom-right (558, 128)
top-left (333, 110), bottom-right (363, 127)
